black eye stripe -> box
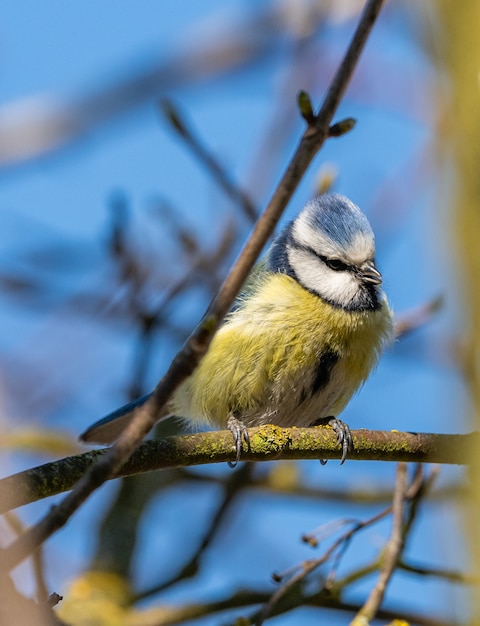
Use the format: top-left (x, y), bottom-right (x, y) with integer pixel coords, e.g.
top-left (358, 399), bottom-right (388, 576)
top-left (289, 241), bottom-right (354, 273)
top-left (319, 256), bottom-right (350, 272)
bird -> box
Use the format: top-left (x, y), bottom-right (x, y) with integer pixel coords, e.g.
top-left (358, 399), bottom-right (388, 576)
top-left (80, 193), bottom-right (394, 465)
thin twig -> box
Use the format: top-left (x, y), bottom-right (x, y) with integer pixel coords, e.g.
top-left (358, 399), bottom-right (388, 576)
top-left (160, 100), bottom-right (258, 221)
top-left (257, 504), bottom-right (393, 624)
top-left (399, 559), bottom-right (479, 585)
top-left (3, 512), bottom-right (49, 604)
top-left (134, 463), bottom-right (253, 601)
top-left (303, 507), bottom-right (392, 554)
top-left (403, 465), bottom-right (440, 538)
top-left (395, 295), bottom-right (444, 337)
top-left (245, 18), bottom-right (326, 203)
top-left (350, 463), bottom-right (408, 625)
top-left (179, 465), bottom-right (467, 505)
top-left (257, 504), bottom-right (395, 624)
top-left (257, 550), bottom-right (333, 625)
top-left (147, 221), bottom-right (237, 319)
top-left (0, 0), bottom-right (386, 572)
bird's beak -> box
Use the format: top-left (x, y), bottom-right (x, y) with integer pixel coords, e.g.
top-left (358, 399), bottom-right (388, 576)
top-left (360, 261), bottom-right (382, 285)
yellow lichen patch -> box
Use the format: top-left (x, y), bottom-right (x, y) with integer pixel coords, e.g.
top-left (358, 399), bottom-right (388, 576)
top-left (57, 571), bottom-right (131, 626)
top-left (252, 424), bottom-right (291, 455)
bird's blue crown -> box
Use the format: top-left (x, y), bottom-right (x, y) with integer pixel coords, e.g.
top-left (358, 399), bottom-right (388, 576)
top-left (304, 193), bottom-right (374, 249)
top-left (266, 193), bottom-right (373, 275)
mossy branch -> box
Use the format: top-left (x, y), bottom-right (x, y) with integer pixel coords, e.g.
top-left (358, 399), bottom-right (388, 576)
top-left (0, 427), bottom-right (475, 514)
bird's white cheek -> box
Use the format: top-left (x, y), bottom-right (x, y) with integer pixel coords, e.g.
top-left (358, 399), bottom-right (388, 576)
top-left (288, 248), bottom-right (359, 307)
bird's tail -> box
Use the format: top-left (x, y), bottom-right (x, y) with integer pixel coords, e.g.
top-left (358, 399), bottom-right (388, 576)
top-left (80, 392), bottom-right (168, 445)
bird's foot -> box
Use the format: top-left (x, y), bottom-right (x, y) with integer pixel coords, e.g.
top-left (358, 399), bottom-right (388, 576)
top-left (311, 416), bottom-right (353, 465)
top-left (227, 415), bottom-right (250, 468)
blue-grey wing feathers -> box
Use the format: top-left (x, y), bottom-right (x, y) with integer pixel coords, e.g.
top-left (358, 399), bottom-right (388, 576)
top-left (80, 392), bottom-right (153, 444)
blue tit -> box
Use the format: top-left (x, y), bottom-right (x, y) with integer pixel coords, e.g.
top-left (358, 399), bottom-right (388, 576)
top-left (80, 193), bottom-right (394, 464)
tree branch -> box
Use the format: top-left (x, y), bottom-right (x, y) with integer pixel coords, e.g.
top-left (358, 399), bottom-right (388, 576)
top-left (0, 428), bottom-right (475, 514)
top-left (160, 100), bottom-right (258, 221)
top-left (350, 463), bottom-right (408, 625)
top-left (399, 559), bottom-right (480, 585)
top-left (130, 587), bottom-right (456, 626)
top-left (133, 463), bottom-right (254, 602)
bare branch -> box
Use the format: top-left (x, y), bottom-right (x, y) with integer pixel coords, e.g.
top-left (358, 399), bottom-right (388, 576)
top-left (350, 463), bottom-right (408, 624)
top-left (395, 295), bottom-right (444, 337)
top-left (142, 588), bottom-right (458, 626)
top-left (179, 465), bottom-right (467, 505)
top-left (133, 463), bottom-right (253, 602)
top-left (160, 100), bottom-right (258, 221)
top-left (257, 499), bottom-right (395, 624)
top-left (399, 559), bottom-right (480, 585)
top-left (3, 512), bottom-right (48, 604)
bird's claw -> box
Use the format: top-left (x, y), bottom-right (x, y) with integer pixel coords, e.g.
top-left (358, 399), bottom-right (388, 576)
top-left (328, 417), bottom-right (352, 464)
top-left (227, 415), bottom-right (250, 468)
top-left (312, 416), bottom-right (353, 465)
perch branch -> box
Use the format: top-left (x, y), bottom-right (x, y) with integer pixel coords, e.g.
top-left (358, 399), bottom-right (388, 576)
top-left (0, 428), bottom-right (474, 514)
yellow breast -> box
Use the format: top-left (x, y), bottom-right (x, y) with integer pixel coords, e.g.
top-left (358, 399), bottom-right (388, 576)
top-left (171, 273), bottom-right (394, 428)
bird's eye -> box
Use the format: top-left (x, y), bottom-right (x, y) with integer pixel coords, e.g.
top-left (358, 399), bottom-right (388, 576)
top-left (325, 258), bottom-right (348, 272)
